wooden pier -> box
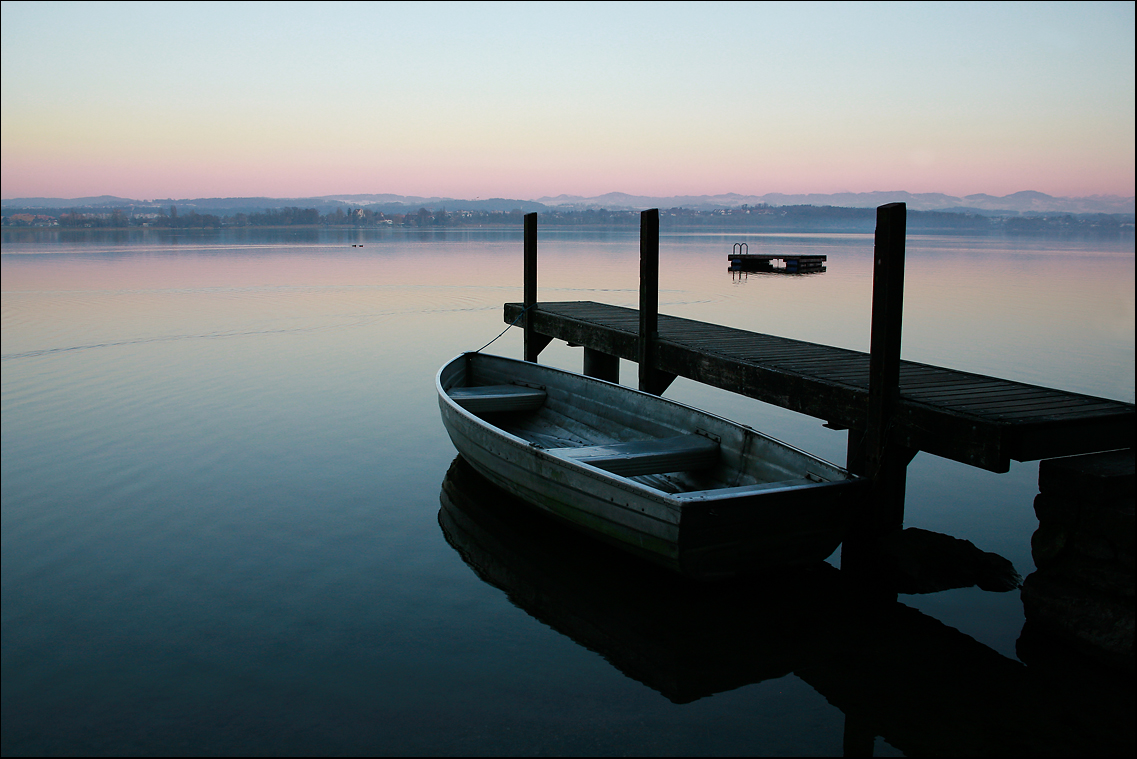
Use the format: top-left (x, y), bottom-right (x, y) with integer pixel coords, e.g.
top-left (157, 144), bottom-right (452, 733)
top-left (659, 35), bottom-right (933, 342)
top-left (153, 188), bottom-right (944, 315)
top-left (509, 206), bottom-right (1133, 556)
top-left (504, 299), bottom-right (1132, 473)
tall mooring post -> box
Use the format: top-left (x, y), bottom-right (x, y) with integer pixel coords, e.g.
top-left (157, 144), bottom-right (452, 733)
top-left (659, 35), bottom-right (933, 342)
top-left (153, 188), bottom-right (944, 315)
top-left (523, 212), bottom-right (550, 362)
top-left (637, 209), bottom-right (675, 395)
top-left (845, 203), bottom-right (918, 571)
top-left (638, 209), bottom-right (659, 392)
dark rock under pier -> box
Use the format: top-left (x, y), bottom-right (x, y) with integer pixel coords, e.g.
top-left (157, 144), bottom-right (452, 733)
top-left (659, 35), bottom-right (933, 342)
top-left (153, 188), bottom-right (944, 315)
top-left (1021, 448), bottom-right (1135, 671)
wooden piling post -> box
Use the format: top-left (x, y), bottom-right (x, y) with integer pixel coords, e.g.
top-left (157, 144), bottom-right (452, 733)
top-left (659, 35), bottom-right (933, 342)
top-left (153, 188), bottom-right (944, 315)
top-left (866, 202), bottom-right (913, 533)
top-left (638, 209), bottom-right (661, 393)
top-left (522, 212), bottom-right (550, 362)
top-left (846, 203), bottom-right (917, 575)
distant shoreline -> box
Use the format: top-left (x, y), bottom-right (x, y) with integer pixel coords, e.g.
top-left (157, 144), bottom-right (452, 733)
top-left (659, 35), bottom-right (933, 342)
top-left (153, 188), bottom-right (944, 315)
top-left (3, 200), bottom-right (1134, 240)
top-left (3, 219), bottom-right (1132, 239)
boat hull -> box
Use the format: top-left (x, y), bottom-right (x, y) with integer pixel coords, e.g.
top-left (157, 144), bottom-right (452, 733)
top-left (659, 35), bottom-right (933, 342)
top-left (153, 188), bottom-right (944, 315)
top-left (437, 353), bottom-right (866, 579)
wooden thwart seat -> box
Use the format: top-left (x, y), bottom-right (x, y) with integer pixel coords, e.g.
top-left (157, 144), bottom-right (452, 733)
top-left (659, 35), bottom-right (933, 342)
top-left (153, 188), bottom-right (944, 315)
top-left (672, 477), bottom-right (818, 500)
top-left (548, 434), bottom-right (719, 476)
top-left (449, 384), bottom-right (547, 413)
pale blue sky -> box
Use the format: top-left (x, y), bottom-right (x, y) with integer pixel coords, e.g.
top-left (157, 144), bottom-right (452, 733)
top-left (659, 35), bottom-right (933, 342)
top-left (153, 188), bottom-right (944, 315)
top-left (3, 1), bottom-right (1134, 198)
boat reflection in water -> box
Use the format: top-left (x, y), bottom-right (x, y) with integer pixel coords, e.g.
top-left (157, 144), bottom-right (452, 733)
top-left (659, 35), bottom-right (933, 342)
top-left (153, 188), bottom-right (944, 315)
top-left (441, 454), bottom-right (839, 703)
top-left (438, 457), bottom-right (1133, 756)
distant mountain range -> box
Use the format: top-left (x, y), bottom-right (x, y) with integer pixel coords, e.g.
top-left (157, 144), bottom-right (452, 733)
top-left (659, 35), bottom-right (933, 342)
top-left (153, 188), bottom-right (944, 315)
top-left (3, 190), bottom-right (1133, 215)
top-left (0, 194), bottom-right (548, 215)
top-left (534, 191), bottom-right (1135, 215)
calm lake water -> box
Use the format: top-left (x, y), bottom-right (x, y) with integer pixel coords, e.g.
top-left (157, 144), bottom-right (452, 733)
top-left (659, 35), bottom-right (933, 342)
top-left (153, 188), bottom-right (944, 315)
top-left (2, 227), bottom-right (1133, 756)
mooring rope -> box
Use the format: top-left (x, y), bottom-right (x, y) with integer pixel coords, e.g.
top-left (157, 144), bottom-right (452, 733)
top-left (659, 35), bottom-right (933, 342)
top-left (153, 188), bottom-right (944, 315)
top-left (472, 302), bottom-right (537, 354)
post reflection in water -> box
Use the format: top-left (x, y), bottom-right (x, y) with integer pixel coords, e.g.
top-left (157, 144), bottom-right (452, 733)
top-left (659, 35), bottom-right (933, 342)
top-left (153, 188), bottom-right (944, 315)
top-left (438, 456), bottom-right (1133, 757)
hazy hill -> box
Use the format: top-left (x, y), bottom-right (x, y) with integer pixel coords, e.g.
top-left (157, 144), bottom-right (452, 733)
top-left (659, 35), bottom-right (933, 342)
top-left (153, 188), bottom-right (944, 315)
top-left (3, 191), bottom-right (1132, 216)
top-left (534, 191), bottom-right (1135, 215)
top-left (0, 194), bottom-right (549, 214)
top-left (3, 195), bottom-right (138, 208)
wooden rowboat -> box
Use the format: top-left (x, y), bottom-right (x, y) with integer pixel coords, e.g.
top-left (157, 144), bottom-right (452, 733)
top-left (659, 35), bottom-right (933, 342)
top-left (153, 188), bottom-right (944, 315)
top-left (437, 352), bottom-right (866, 579)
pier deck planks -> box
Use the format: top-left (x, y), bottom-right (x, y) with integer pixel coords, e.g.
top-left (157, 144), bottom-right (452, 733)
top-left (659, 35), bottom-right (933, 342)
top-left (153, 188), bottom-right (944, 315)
top-left (504, 301), bottom-right (1134, 473)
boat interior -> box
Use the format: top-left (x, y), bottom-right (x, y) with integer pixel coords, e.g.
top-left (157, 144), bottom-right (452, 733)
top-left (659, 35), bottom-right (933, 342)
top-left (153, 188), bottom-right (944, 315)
top-left (443, 353), bottom-right (847, 497)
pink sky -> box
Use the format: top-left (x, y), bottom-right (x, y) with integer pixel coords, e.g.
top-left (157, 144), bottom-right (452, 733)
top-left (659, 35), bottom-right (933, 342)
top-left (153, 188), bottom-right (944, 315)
top-left (2, 2), bottom-right (1133, 200)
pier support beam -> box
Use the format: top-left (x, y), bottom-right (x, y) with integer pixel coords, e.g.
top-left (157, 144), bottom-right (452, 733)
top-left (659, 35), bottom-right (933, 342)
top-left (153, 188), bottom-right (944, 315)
top-left (584, 348), bottom-right (620, 384)
top-left (523, 212), bottom-right (550, 362)
top-left (638, 209), bottom-right (676, 395)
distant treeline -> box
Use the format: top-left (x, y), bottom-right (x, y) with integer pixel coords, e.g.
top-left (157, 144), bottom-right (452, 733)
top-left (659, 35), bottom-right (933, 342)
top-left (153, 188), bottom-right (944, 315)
top-left (3, 203), bottom-right (1132, 236)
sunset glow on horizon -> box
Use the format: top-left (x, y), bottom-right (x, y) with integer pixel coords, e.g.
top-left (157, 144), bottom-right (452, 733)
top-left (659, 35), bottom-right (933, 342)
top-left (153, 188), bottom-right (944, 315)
top-left (2, 1), bottom-right (1134, 201)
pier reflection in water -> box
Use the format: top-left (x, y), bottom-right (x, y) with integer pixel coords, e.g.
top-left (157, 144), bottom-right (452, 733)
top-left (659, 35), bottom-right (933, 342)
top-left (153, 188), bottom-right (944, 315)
top-left (439, 457), bottom-right (1133, 757)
